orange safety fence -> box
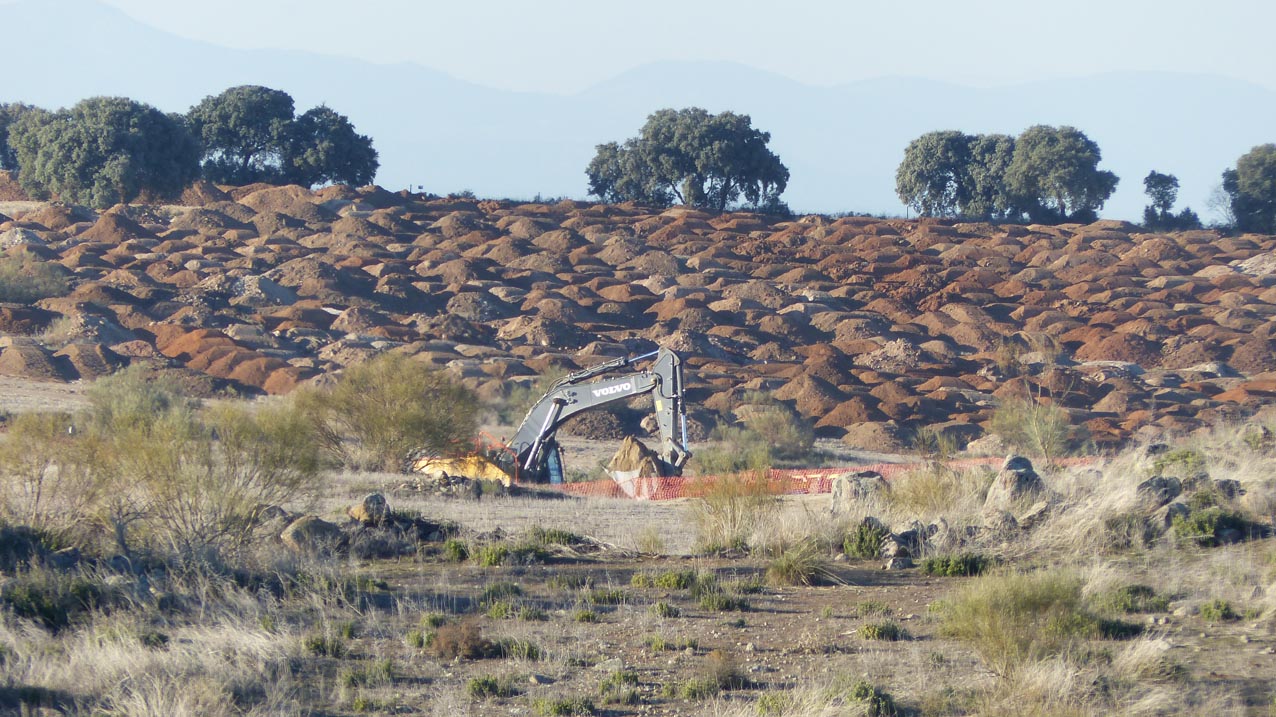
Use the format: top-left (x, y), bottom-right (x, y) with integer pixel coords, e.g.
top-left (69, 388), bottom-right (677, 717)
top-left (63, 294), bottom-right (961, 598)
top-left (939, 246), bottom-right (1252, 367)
top-left (536, 456), bottom-right (1098, 501)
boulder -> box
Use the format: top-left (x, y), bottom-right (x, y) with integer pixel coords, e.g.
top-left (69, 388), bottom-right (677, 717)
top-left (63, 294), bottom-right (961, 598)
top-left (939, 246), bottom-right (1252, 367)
top-left (348, 493), bottom-right (391, 526)
top-left (981, 508), bottom-right (1019, 533)
top-left (829, 470), bottom-right (890, 513)
top-left (983, 455), bottom-right (1044, 511)
top-left (1133, 476), bottom-right (1182, 511)
top-left (280, 515), bottom-right (344, 553)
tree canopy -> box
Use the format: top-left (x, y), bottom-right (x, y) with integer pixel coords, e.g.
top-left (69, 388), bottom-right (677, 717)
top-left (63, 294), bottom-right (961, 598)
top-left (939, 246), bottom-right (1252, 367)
top-left (1004, 125), bottom-right (1119, 223)
top-left (187, 85), bottom-right (378, 187)
top-left (187, 85), bottom-right (295, 185)
top-left (895, 130), bottom-right (971, 217)
top-left (7, 97), bottom-right (199, 208)
top-left (284, 106), bottom-right (379, 187)
top-left (895, 126), bottom-right (1117, 222)
top-left (1140, 170), bottom-right (1201, 230)
top-left (1223, 144), bottom-right (1276, 233)
top-left (586, 107), bottom-right (789, 212)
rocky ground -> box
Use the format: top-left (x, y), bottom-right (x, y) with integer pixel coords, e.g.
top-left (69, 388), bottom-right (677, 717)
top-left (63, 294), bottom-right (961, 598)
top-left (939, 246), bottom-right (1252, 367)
top-left (6, 181), bottom-right (1276, 452)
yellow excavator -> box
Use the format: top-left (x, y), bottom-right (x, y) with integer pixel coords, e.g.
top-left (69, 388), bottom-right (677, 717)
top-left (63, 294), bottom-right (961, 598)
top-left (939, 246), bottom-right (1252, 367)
top-left (412, 348), bottom-right (692, 486)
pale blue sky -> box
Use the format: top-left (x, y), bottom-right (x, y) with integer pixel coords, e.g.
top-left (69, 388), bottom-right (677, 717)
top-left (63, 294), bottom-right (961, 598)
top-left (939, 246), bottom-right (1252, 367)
top-left (94, 0), bottom-right (1276, 93)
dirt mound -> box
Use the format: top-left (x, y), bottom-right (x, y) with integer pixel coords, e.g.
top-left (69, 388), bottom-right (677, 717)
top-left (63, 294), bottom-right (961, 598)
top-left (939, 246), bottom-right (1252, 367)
top-left (77, 211), bottom-right (155, 243)
top-left (176, 180), bottom-right (230, 206)
top-left (0, 344), bottom-right (75, 381)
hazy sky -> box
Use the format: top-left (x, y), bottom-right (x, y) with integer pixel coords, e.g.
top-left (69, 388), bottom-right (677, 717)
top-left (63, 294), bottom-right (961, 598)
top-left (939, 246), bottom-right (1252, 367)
top-left (94, 0), bottom-right (1276, 93)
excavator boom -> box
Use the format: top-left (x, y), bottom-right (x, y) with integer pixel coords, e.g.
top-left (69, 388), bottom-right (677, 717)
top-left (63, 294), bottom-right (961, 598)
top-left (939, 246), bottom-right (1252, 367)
top-left (507, 347), bottom-right (690, 484)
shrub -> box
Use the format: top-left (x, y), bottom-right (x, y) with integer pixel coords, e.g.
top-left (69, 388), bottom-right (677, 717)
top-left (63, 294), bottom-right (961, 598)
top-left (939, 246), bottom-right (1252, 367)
top-left (1200, 599), bottom-right (1239, 622)
top-left (765, 540), bottom-right (832, 586)
top-left (887, 465), bottom-right (988, 516)
top-left (1171, 507), bottom-right (1250, 547)
top-left (532, 696), bottom-right (596, 716)
top-left (651, 601), bottom-right (681, 618)
top-left (1090, 584), bottom-right (1170, 614)
top-left (859, 620), bottom-right (907, 641)
top-left (921, 553), bottom-right (990, 577)
top-left (296, 353), bottom-right (479, 471)
top-left (530, 526), bottom-right (580, 545)
top-left (480, 582), bottom-right (523, 602)
top-left (990, 396), bottom-right (1075, 463)
top-left (1151, 448), bottom-right (1206, 477)
top-left (598, 670), bottom-right (640, 705)
top-left (443, 539), bottom-right (470, 562)
top-left (671, 678), bottom-right (720, 700)
top-left (485, 600), bottom-right (514, 619)
top-left (939, 570), bottom-right (1139, 675)
top-left (422, 612), bottom-right (447, 629)
top-left (406, 630), bottom-right (427, 649)
top-left (477, 544), bottom-right (510, 567)
top-left (632, 569), bottom-right (696, 590)
top-left (698, 592), bottom-right (748, 612)
top-left (688, 470), bottom-right (780, 552)
top-left (431, 620), bottom-right (496, 660)
top-left (586, 588), bottom-right (626, 606)
top-left (0, 569), bottom-right (118, 632)
top-left (849, 681), bottom-right (898, 717)
top-left (519, 606), bottom-right (548, 621)
top-left (704, 649), bottom-right (748, 689)
top-left (0, 250), bottom-right (68, 303)
top-left (573, 609), bottom-right (599, 623)
top-left (644, 634), bottom-right (698, 651)
top-left (467, 674), bottom-right (519, 699)
top-left (844, 523), bottom-right (887, 560)
top-left (0, 412), bottom-right (99, 547)
top-left (852, 600), bottom-right (891, 617)
top-left (303, 633), bottom-right (347, 658)
top-left (339, 659), bottom-right (394, 688)
top-left (496, 637), bottom-right (542, 660)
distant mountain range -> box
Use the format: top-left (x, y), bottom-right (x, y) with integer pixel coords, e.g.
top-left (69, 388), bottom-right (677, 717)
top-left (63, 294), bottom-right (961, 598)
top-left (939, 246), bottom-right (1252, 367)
top-left (4, 0), bottom-right (1275, 221)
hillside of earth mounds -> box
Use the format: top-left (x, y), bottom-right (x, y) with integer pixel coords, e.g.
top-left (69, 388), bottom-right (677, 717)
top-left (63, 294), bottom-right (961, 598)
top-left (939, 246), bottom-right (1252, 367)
top-left (5, 181), bottom-right (1276, 452)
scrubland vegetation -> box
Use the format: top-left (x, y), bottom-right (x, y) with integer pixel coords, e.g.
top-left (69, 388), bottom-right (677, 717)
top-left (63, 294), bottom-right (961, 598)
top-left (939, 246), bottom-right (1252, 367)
top-left (0, 357), bottom-right (1274, 715)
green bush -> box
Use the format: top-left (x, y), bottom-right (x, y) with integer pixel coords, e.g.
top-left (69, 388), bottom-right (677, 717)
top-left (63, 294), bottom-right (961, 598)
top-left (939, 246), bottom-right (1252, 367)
top-left (1090, 584), bottom-right (1170, 614)
top-left (1171, 507), bottom-right (1249, 547)
top-left (921, 553), bottom-right (990, 577)
top-left (443, 539), bottom-right (470, 562)
top-left (650, 601), bottom-right (681, 618)
top-left (598, 670), bottom-right (640, 705)
top-left (0, 570), bottom-right (117, 632)
top-left (496, 637), bottom-right (542, 660)
top-left (296, 353), bottom-right (479, 471)
top-left (1200, 599), bottom-right (1239, 622)
top-left (0, 250), bottom-right (68, 303)
top-left (532, 696), bottom-right (596, 716)
top-left (477, 545), bottom-right (510, 567)
top-left (1151, 449), bottom-right (1206, 477)
top-left (573, 609), bottom-right (599, 623)
top-left (849, 681), bottom-right (898, 717)
top-left (467, 674), bottom-right (520, 699)
top-left (586, 588), bottom-right (626, 606)
top-left (519, 606), bottom-right (548, 621)
top-left (339, 659), bottom-right (394, 688)
top-left (844, 523), bottom-right (887, 560)
top-left (480, 582), bottom-right (523, 602)
top-left (859, 620), bottom-right (907, 641)
top-left (698, 592), bottom-right (748, 612)
top-left (529, 526), bottom-right (580, 545)
top-left (303, 633), bottom-right (347, 658)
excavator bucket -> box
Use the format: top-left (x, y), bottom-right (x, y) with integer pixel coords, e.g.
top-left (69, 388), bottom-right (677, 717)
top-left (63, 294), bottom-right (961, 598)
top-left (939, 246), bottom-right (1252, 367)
top-left (410, 454), bottom-right (513, 486)
top-left (606, 436), bottom-right (670, 499)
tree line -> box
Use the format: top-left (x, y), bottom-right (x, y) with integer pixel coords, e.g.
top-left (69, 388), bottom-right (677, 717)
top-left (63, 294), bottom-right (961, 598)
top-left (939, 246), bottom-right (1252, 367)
top-left (0, 85), bottom-right (378, 209)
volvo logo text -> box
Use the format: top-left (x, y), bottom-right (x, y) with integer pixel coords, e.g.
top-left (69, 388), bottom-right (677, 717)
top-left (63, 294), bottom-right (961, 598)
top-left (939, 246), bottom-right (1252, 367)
top-left (592, 382), bottom-right (632, 398)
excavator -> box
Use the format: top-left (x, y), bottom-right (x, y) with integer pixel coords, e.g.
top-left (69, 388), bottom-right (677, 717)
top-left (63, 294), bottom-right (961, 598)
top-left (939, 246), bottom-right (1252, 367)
top-left (412, 348), bottom-right (691, 487)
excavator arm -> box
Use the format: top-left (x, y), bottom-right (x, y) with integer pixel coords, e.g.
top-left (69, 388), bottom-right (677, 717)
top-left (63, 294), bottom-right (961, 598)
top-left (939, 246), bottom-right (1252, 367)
top-left (505, 348), bottom-right (691, 484)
